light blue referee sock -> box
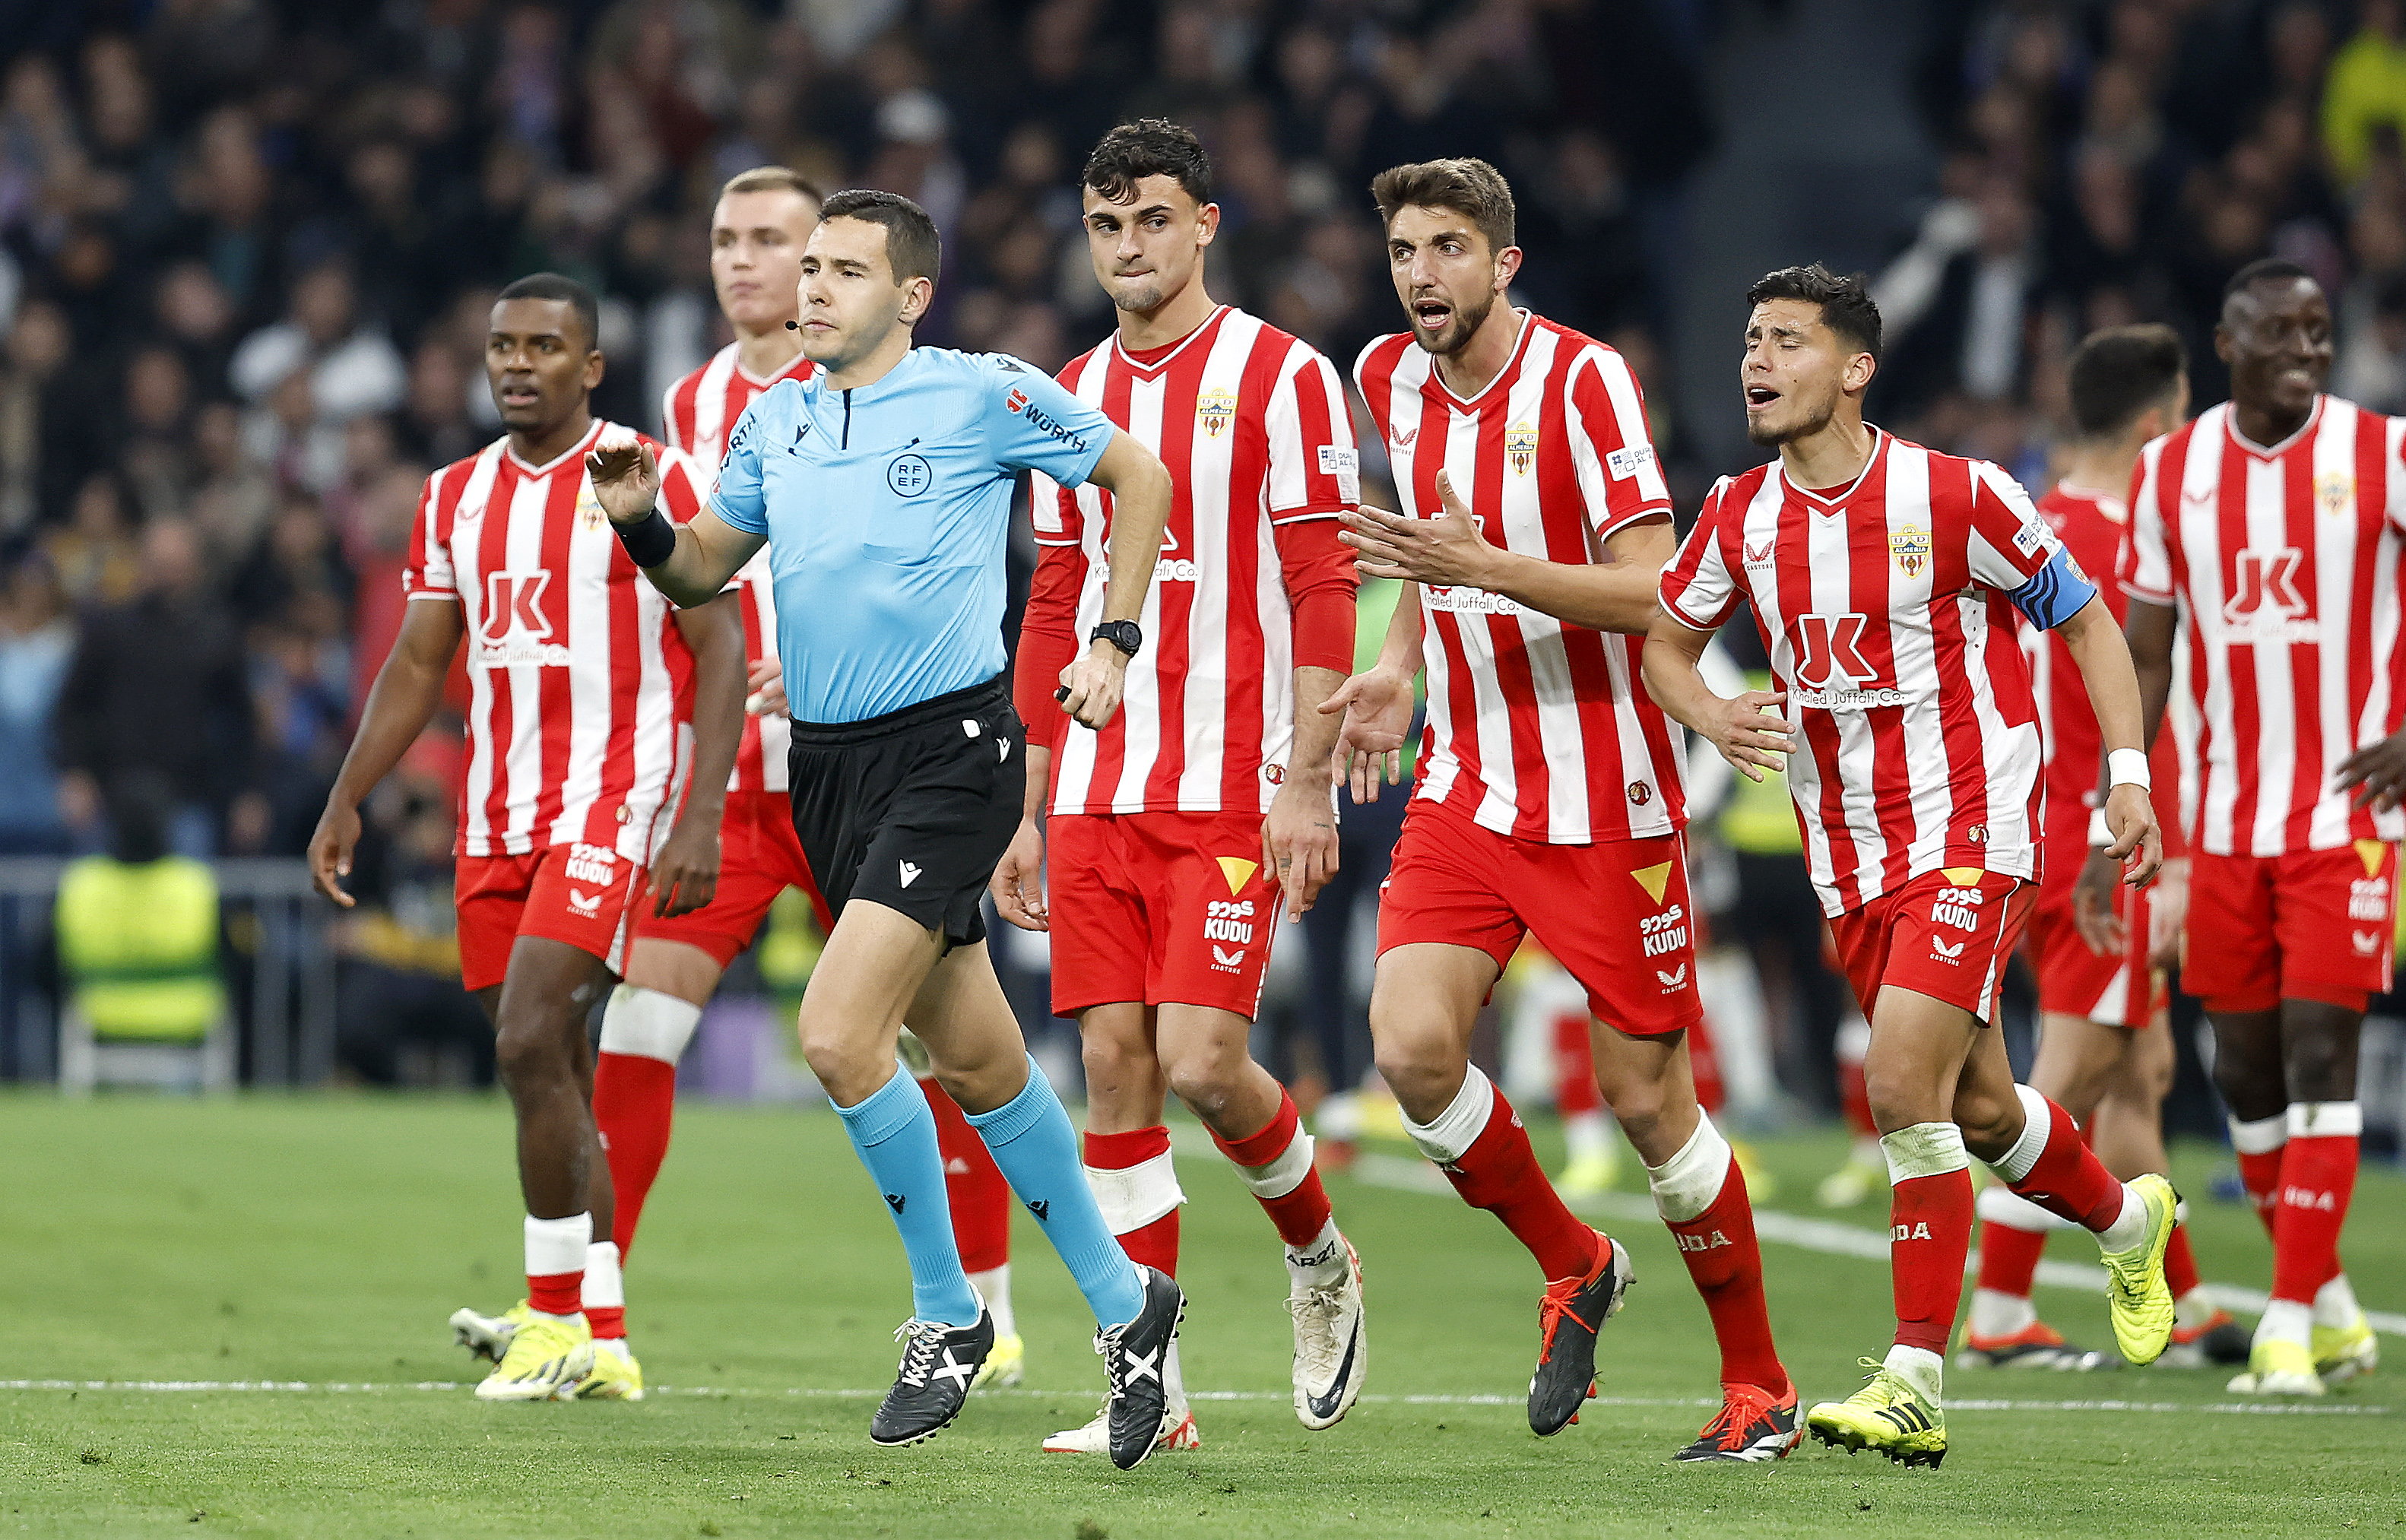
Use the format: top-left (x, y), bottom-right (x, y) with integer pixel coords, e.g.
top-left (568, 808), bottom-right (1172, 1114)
top-left (832, 1067), bottom-right (981, 1328)
top-left (967, 1056), bottom-right (1147, 1329)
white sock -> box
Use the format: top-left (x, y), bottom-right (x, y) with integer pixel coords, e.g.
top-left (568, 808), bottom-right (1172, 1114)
top-left (2175, 1289), bottom-right (2217, 1332)
top-left (1643, 1114), bottom-right (1732, 1224)
top-left (582, 1241), bottom-right (625, 1338)
top-left (1315, 1091), bottom-right (1361, 1142)
top-left (2096, 1187), bottom-right (2148, 1254)
top-left (2255, 1298), bottom-right (2313, 1351)
top-left (1402, 1067), bottom-right (1495, 1165)
top-left (598, 985), bottom-right (702, 1062)
top-left (1969, 1287), bottom-right (2037, 1340)
top-left (2314, 1272), bottom-right (2361, 1329)
top-left (1884, 1344), bottom-right (1944, 1405)
top-left (524, 1212), bottom-right (591, 1319)
top-left (968, 1266), bottom-right (1015, 1337)
top-left (1564, 1110), bottom-right (1612, 1161)
top-left (1285, 1217), bottom-right (1349, 1289)
top-left (1164, 1336), bottom-right (1190, 1415)
top-left (1988, 1085), bottom-right (2053, 1184)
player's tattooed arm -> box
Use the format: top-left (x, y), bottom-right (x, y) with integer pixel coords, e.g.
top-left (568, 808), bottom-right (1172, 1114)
top-left (1057, 429), bottom-right (1171, 729)
top-left (1638, 610), bottom-right (1793, 782)
top-left (309, 597), bottom-right (466, 907)
top-left (1321, 585), bottom-right (1423, 803)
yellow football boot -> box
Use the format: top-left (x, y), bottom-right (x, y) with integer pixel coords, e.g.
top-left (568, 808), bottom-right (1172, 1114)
top-left (474, 1311), bottom-right (594, 1402)
top-left (2100, 1174), bottom-right (2176, 1365)
top-left (1806, 1359), bottom-right (1946, 1469)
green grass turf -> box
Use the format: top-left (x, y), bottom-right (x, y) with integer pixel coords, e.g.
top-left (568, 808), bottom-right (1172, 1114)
top-left (0, 1092), bottom-right (2398, 1538)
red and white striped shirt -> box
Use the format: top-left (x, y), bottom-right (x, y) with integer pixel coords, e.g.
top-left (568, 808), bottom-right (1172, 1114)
top-left (2124, 395), bottom-right (2406, 854)
top-left (1659, 430), bottom-right (2062, 914)
top-left (1355, 311), bottom-right (1684, 844)
top-left (404, 420), bottom-right (708, 861)
top-left (2024, 484), bottom-right (2130, 840)
top-left (661, 342), bottom-right (816, 794)
top-left (1028, 306), bottom-right (1358, 815)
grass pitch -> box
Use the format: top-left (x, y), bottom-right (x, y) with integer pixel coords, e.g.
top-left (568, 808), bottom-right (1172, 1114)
top-left (0, 1092), bottom-right (2397, 1538)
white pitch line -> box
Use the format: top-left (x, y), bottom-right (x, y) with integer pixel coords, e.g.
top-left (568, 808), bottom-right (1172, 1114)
top-left (1345, 1152), bottom-right (2406, 1340)
top-left (0, 1380), bottom-right (2384, 1416)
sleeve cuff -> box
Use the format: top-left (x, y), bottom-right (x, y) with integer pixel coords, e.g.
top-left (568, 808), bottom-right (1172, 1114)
top-left (1593, 502), bottom-right (1674, 542)
top-left (2119, 578), bottom-right (2173, 606)
top-left (707, 493), bottom-right (767, 536)
top-left (1268, 500), bottom-right (1352, 525)
top-left (1659, 591), bottom-right (1727, 632)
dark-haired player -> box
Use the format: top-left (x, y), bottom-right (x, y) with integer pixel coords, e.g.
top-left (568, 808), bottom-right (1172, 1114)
top-left (991, 119), bottom-right (1365, 1453)
top-left (1966, 325), bottom-right (2247, 1372)
top-left (588, 190), bottom-right (1187, 1468)
top-left (2106, 258), bottom-right (2392, 1395)
top-left (1649, 265), bottom-right (2178, 1467)
top-left (308, 274), bottom-right (748, 1401)
top-left (1331, 157), bottom-right (1797, 1462)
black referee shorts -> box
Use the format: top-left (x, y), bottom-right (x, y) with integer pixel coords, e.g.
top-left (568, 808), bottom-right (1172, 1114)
top-left (786, 674), bottom-right (1024, 952)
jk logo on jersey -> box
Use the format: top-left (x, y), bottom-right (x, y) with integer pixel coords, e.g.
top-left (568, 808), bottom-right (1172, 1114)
top-left (2220, 547), bottom-right (2318, 642)
top-left (1793, 612), bottom-right (1875, 688)
top-left (478, 572), bottom-right (571, 667)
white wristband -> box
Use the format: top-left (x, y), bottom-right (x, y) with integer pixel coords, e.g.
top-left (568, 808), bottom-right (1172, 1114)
top-left (2087, 806), bottom-right (2113, 848)
top-left (2106, 747), bottom-right (2151, 791)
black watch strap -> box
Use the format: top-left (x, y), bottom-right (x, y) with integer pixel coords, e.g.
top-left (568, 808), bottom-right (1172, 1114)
top-left (1090, 619), bottom-right (1143, 658)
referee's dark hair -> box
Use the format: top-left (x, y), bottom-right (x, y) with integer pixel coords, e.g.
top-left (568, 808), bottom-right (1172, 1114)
top-left (496, 272), bottom-right (600, 352)
top-left (821, 189), bottom-right (943, 284)
top-left (2066, 324), bottom-right (2187, 440)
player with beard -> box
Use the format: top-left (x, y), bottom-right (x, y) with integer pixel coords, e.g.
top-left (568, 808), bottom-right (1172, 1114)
top-left (1331, 158), bottom-right (1797, 1462)
top-left (1648, 265), bottom-right (2177, 1467)
top-left (309, 274), bottom-right (748, 1402)
top-left (2097, 258), bottom-right (2392, 1396)
top-left (993, 119), bottom-right (1366, 1453)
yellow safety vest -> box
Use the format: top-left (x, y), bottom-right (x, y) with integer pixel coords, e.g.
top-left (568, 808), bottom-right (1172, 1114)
top-left (1715, 671), bottom-right (1804, 855)
top-left (54, 855), bottom-right (225, 1041)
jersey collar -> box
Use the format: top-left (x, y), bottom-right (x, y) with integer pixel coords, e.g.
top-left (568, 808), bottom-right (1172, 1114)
top-left (1426, 309), bottom-right (1533, 411)
top-left (1781, 425), bottom-right (1887, 512)
top-left (2053, 482), bottom-right (2129, 522)
top-left (2224, 395), bottom-right (2324, 459)
top-left (1111, 305), bottom-right (1230, 375)
top-left (506, 418), bottom-right (604, 478)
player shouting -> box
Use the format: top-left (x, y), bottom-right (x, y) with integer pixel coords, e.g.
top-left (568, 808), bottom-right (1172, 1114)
top-left (458, 169), bottom-right (1020, 1397)
top-left (2103, 258), bottom-right (2389, 1396)
top-left (1646, 265), bottom-right (2178, 1469)
top-left (1329, 157), bottom-right (1798, 1462)
top-left (588, 190), bottom-right (1186, 1468)
top-left (1965, 325), bottom-right (2247, 1371)
top-left (988, 119), bottom-right (1366, 1454)
top-left (309, 274), bottom-right (748, 1402)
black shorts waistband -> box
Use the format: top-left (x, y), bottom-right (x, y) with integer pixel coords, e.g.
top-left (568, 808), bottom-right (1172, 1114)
top-left (788, 673), bottom-right (1010, 748)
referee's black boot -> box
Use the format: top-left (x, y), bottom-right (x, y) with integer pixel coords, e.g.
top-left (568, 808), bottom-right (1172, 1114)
top-left (1099, 1266), bottom-right (1187, 1470)
top-left (869, 1307), bottom-right (994, 1447)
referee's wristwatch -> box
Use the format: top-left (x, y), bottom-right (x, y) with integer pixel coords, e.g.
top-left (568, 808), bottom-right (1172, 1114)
top-left (1089, 620), bottom-right (1143, 659)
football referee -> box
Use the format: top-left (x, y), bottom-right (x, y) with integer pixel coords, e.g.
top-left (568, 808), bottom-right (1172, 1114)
top-left (587, 189), bottom-right (1183, 1469)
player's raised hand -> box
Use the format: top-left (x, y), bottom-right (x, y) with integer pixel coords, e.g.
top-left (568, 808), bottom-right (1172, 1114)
top-left (990, 817), bottom-right (1048, 931)
top-left (744, 658), bottom-right (788, 718)
top-left (1697, 688), bottom-right (1793, 782)
top-left (1320, 665), bottom-right (1412, 803)
top-left (307, 799), bottom-right (362, 908)
top-left (1339, 471), bottom-right (1498, 589)
top-left (2100, 780), bottom-right (2163, 888)
top-left (1058, 645), bottom-right (1127, 730)
top-left (2337, 729), bottom-right (2406, 813)
top-left (585, 433), bottom-right (661, 524)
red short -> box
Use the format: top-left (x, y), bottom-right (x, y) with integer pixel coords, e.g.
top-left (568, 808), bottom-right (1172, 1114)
top-left (1830, 866), bottom-right (2034, 1024)
top-left (2182, 841), bottom-right (2398, 1014)
top-left (630, 791), bottom-right (829, 968)
top-left (1046, 810), bottom-right (1281, 1019)
top-left (455, 841), bottom-right (648, 993)
top-left (2029, 842), bottom-right (2160, 1028)
top-left (1374, 795), bottom-right (1702, 1036)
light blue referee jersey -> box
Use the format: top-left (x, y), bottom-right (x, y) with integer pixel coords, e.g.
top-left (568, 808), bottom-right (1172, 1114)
top-left (709, 347), bottom-right (1112, 724)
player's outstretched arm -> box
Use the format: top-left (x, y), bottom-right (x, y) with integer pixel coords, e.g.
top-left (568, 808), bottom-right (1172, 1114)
top-left (2058, 594), bottom-right (2162, 888)
top-left (309, 598), bottom-right (464, 907)
top-left (1057, 429), bottom-right (1171, 730)
top-left (1341, 469), bottom-right (1670, 634)
top-left (1320, 582), bottom-right (1423, 804)
top-left (650, 593), bottom-right (746, 918)
top-left (587, 438), bottom-right (763, 607)
top-left (1639, 610), bottom-right (1793, 783)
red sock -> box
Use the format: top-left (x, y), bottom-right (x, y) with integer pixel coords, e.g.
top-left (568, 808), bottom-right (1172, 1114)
top-left (585, 1305), bottom-right (625, 1338)
top-left (1211, 1090), bottom-right (1335, 1248)
top-left (1889, 1170), bottom-right (1975, 1354)
top-left (528, 1271), bottom-right (582, 1317)
top-left (2236, 1146), bottom-right (2284, 1241)
top-left (1083, 1126), bottom-right (1181, 1277)
top-left (592, 1051), bottom-right (678, 1259)
top-left (2163, 1222), bottom-right (2201, 1299)
top-left (1554, 1012), bottom-right (1601, 1117)
top-left (1974, 1216), bottom-right (2049, 1302)
top-left (1440, 1089), bottom-right (1602, 1282)
top-left (2270, 1133), bottom-right (2359, 1305)
top-left (1663, 1162), bottom-right (1786, 1393)
top-left (920, 1076), bottom-right (1013, 1273)
top-left (2005, 1095), bottom-right (2125, 1232)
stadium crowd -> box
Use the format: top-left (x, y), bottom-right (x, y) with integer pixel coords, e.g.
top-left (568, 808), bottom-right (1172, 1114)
top-left (1, 0), bottom-right (2404, 1126)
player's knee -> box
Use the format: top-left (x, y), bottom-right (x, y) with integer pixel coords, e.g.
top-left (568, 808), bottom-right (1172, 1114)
top-left (1596, 1068), bottom-right (1668, 1142)
top-left (1162, 1049), bottom-right (1244, 1125)
top-left (2283, 1030), bottom-right (2355, 1101)
top-left (797, 1014), bottom-right (880, 1104)
top-left (1079, 1024), bottom-right (1154, 1085)
top-left (1860, 1060), bottom-right (1942, 1133)
top-left (1371, 1026), bottom-right (1457, 1122)
top-left (1951, 1082), bottom-right (2020, 1154)
top-left (493, 1014), bottom-right (573, 1087)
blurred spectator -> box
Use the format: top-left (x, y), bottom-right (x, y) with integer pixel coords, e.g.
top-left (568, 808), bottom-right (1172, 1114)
top-left (42, 472), bottom-right (141, 607)
top-left (52, 515), bottom-right (264, 856)
top-left (229, 259), bottom-right (406, 426)
top-left (2322, 0), bottom-right (2406, 188)
top-left (0, 296), bottom-right (74, 537)
top-left (2337, 265), bottom-right (2406, 414)
top-left (0, 553), bottom-right (72, 854)
top-left (1877, 173), bottom-right (2037, 414)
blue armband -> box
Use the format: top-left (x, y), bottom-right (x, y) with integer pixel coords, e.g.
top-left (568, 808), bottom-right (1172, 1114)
top-left (2007, 546), bottom-right (2097, 630)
